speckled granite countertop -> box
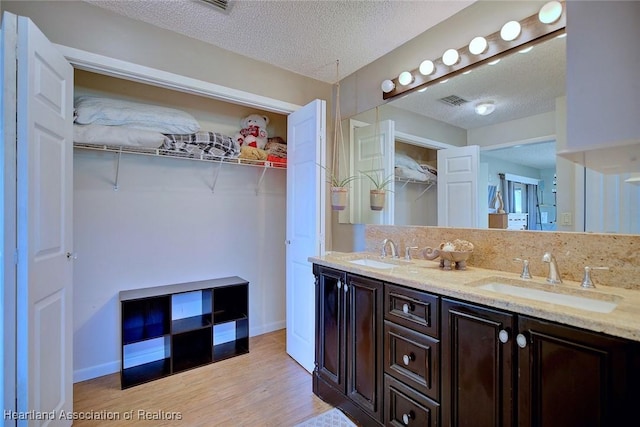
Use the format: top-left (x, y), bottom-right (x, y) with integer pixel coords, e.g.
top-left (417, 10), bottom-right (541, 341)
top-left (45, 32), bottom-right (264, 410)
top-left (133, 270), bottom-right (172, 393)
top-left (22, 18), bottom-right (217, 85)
top-left (309, 252), bottom-right (640, 342)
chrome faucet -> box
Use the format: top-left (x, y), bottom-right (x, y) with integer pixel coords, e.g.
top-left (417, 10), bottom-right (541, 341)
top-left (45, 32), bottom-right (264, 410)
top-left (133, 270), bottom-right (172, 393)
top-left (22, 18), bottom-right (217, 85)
top-left (405, 246), bottom-right (418, 261)
top-left (381, 238), bottom-right (399, 259)
top-left (542, 252), bottom-right (562, 284)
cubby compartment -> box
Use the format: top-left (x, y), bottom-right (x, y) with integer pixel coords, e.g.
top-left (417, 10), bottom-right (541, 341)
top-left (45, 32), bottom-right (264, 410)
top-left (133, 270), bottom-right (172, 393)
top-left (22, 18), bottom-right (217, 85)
top-left (122, 296), bottom-right (171, 344)
top-left (172, 329), bottom-right (213, 373)
top-left (213, 284), bottom-right (249, 361)
top-left (120, 277), bottom-right (249, 389)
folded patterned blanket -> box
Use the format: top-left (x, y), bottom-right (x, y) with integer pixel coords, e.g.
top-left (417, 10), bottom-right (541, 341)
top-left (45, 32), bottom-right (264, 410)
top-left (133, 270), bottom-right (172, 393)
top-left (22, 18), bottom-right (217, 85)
top-left (162, 132), bottom-right (240, 158)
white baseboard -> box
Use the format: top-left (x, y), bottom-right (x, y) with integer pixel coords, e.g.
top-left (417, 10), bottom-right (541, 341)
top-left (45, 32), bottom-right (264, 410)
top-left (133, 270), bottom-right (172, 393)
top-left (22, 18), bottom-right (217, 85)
top-left (74, 360), bottom-right (120, 383)
top-left (73, 320), bottom-right (286, 383)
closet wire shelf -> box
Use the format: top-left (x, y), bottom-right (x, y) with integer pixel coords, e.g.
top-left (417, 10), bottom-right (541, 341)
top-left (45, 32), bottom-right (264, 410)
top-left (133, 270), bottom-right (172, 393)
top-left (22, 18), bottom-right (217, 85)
top-left (74, 142), bottom-right (286, 194)
top-left (73, 142), bottom-right (287, 169)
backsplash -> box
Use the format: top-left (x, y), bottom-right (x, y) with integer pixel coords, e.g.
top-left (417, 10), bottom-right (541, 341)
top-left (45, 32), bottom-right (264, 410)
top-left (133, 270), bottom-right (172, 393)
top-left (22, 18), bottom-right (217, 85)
top-left (365, 225), bottom-right (639, 290)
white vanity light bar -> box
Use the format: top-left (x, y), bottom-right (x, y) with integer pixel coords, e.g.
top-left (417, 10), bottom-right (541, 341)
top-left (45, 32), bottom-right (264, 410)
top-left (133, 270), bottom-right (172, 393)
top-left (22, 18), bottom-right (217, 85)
top-left (381, 1), bottom-right (566, 100)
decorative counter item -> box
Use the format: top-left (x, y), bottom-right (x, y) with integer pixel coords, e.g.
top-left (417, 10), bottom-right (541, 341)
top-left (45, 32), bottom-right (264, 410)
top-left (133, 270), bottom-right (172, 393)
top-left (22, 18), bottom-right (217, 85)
top-left (422, 239), bottom-right (474, 270)
top-left (491, 190), bottom-right (506, 214)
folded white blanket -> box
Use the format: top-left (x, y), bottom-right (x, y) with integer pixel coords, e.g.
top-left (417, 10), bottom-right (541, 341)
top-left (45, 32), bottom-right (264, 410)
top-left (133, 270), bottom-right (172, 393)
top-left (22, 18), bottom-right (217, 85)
top-left (395, 166), bottom-right (428, 182)
top-left (74, 124), bottom-right (167, 148)
top-left (74, 96), bottom-right (201, 134)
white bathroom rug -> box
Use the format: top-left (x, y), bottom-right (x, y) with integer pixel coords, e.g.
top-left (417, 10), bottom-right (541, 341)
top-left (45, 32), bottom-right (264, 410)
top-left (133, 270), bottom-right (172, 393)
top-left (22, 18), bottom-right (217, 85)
top-left (294, 408), bottom-right (357, 427)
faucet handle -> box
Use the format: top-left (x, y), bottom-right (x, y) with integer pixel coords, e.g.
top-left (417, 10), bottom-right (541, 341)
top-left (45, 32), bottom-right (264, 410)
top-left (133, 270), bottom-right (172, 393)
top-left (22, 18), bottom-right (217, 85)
top-left (513, 258), bottom-right (532, 279)
top-left (405, 246), bottom-right (418, 261)
top-left (581, 266), bottom-right (609, 289)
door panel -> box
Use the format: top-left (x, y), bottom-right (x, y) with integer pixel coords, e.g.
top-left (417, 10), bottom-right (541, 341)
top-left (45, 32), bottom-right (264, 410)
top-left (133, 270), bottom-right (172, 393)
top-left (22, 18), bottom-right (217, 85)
top-left (517, 316), bottom-right (636, 427)
top-left (352, 120), bottom-right (394, 225)
top-left (315, 267), bottom-right (346, 390)
top-left (442, 299), bottom-right (515, 427)
top-left (15, 14), bottom-right (74, 426)
top-left (437, 145), bottom-right (479, 227)
top-left (286, 99), bottom-right (326, 373)
top-left (346, 275), bottom-right (383, 421)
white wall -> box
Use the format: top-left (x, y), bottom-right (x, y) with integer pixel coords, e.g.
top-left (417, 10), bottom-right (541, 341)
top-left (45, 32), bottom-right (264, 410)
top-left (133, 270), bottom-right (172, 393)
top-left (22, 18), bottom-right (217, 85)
top-left (73, 151), bottom-right (286, 381)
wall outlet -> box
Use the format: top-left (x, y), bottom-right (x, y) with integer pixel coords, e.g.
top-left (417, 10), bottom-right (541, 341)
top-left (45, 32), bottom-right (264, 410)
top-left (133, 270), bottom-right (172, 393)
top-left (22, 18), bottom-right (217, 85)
top-left (561, 212), bottom-right (573, 226)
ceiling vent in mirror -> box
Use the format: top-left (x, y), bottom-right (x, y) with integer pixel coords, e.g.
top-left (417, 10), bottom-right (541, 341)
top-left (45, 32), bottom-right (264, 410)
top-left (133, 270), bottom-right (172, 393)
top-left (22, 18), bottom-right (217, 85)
top-left (438, 95), bottom-right (469, 107)
top-left (199, 0), bottom-right (230, 12)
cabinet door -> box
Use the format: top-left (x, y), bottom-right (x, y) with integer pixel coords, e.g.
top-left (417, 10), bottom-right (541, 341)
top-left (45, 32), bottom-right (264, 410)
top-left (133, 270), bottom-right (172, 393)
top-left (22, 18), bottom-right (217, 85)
top-left (517, 316), bottom-right (639, 427)
top-left (442, 299), bottom-right (516, 427)
top-left (345, 274), bottom-right (384, 422)
top-left (315, 266), bottom-right (347, 391)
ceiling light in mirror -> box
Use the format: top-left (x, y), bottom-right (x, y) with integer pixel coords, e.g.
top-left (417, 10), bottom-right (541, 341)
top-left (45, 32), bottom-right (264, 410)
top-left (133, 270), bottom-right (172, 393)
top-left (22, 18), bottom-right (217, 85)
top-left (442, 48), bottom-right (460, 66)
top-left (381, 79), bottom-right (395, 93)
top-left (539, 1), bottom-right (563, 25)
top-left (501, 20), bottom-right (521, 41)
top-left (398, 71), bottom-right (414, 86)
top-left (419, 60), bottom-right (435, 76)
top-left (475, 101), bottom-right (496, 116)
top-left (469, 36), bottom-right (488, 55)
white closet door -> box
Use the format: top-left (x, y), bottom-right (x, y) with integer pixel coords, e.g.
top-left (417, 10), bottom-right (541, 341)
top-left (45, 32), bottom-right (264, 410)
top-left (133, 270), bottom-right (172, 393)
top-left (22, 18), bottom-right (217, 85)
top-left (352, 120), bottom-right (395, 225)
top-left (286, 99), bottom-right (326, 373)
top-left (437, 145), bottom-right (480, 227)
top-left (14, 14), bottom-right (74, 425)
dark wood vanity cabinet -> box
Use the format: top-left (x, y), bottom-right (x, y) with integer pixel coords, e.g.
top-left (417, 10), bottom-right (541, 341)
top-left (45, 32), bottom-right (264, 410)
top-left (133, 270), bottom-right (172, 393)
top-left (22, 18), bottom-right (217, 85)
top-left (442, 298), bottom-right (640, 427)
top-left (384, 284), bottom-right (441, 427)
top-left (313, 265), bottom-right (639, 427)
top-left (313, 265), bottom-right (384, 425)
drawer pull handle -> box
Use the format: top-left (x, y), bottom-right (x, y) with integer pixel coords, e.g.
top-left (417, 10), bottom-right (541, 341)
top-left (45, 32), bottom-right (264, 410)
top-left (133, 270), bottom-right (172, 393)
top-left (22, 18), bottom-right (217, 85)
top-left (498, 329), bottom-right (509, 344)
top-left (402, 410), bottom-right (415, 425)
top-left (402, 352), bottom-right (415, 366)
top-left (402, 303), bottom-right (414, 314)
top-left (516, 333), bottom-right (528, 348)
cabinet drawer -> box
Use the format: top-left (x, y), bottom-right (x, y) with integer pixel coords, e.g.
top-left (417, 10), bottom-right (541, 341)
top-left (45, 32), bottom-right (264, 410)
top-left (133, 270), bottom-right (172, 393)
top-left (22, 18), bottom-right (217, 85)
top-left (385, 322), bottom-right (439, 401)
top-left (385, 374), bottom-right (440, 427)
top-left (385, 284), bottom-right (439, 338)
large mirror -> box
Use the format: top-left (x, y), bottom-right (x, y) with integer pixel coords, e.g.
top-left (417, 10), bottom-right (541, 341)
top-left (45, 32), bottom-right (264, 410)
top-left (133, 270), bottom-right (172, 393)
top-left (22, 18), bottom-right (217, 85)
top-left (345, 33), bottom-right (639, 234)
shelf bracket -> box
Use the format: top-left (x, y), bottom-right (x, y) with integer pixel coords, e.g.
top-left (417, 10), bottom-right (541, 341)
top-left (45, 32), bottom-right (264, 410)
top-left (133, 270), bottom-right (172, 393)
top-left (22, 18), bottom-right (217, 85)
top-left (211, 158), bottom-right (224, 194)
top-left (113, 147), bottom-right (122, 191)
top-left (256, 167), bottom-right (268, 195)
top-left (414, 182), bottom-right (435, 202)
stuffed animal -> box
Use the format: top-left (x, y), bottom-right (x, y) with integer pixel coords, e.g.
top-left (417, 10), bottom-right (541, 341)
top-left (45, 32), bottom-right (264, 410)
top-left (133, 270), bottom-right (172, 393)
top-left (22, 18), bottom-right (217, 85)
top-left (233, 114), bottom-right (269, 150)
top-left (239, 146), bottom-right (267, 161)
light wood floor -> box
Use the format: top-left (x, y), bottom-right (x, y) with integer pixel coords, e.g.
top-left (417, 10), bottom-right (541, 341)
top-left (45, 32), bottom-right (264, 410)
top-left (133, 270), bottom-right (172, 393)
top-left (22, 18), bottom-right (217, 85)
top-left (73, 329), bottom-right (332, 426)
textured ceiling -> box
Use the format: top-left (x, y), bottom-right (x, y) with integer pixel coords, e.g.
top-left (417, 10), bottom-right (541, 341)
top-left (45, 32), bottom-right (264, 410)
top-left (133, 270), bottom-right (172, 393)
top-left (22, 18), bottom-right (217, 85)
top-left (83, 0), bottom-right (562, 170)
top-left (83, 0), bottom-right (474, 83)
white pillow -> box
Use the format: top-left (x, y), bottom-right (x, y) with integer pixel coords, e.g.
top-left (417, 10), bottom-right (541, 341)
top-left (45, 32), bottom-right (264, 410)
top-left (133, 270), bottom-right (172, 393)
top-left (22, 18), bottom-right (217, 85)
top-left (74, 124), bottom-right (167, 148)
top-left (74, 96), bottom-right (200, 134)
top-left (394, 152), bottom-right (422, 171)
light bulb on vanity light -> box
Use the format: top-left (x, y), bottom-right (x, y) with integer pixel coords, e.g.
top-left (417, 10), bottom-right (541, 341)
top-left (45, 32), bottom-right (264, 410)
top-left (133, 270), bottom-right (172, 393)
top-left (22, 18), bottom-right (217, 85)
top-left (442, 48), bottom-right (460, 66)
top-left (538, 1), bottom-right (563, 24)
top-left (381, 79), bottom-right (395, 93)
top-left (500, 20), bottom-right (521, 41)
top-left (398, 71), bottom-right (414, 86)
top-left (419, 60), bottom-right (435, 76)
top-left (469, 36), bottom-right (488, 55)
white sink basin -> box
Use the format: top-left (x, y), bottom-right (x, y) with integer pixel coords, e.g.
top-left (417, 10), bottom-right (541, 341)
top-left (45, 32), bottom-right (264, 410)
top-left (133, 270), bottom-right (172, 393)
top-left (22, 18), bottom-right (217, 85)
top-left (348, 258), bottom-right (398, 269)
top-left (477, 281), bottom-right (619, 314)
